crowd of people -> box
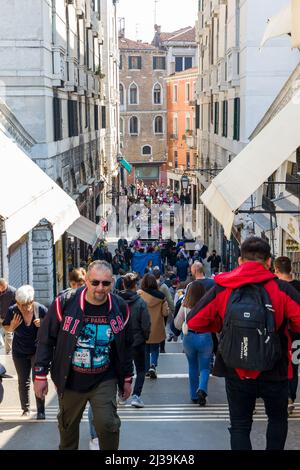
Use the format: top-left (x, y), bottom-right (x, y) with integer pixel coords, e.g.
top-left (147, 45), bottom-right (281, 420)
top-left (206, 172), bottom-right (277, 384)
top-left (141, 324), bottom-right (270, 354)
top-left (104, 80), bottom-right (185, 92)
top-left (1, 236), bottom-right (300, 452)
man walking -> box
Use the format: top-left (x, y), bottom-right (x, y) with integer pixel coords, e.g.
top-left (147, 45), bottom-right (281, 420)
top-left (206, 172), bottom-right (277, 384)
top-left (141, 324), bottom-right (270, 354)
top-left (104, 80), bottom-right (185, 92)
top-left (187, 237), bottom-right (300, 450)
top-left (0, 278), bottom-right (16, 354)
top-left (118, 273), bottom-right (151, 408)
top-left (191, 261), bottom-right (215, 291)
top-left (207, 250), bottom-right (221, 275)
top-left (34, 260), bottom-right (133, 450)
top-left (274, 256), bottom-right (300, 414)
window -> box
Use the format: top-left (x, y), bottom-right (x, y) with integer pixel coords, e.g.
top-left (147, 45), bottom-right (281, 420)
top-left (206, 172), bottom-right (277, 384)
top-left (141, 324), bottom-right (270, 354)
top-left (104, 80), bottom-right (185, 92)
top-left (119, 54), bottom-right (122, 70)
top-left (94, 104), bottom-right (99, 131)
top-left (153, 83), bottom-right (162, 104)
top-left (186, 83), bottom-right (190, 102)
top-left (186, 152), bottom-right (190, 168)
top-left (214, 102), bottom-right (219, 134)
top-left (195, 104), bottom-right (200, 130)
top-left (173, 115), bottom-right (178, 136)
top-left (53, 97), bottom-right (62, 141)
top-left (175, 56), bottom-right (193, 72)
top-left (128, 56), bottom-right (142, 69)
top-left (185, 114), bottom-right (191, 131)
top-left (222, 100), bottom-right (228, 137)
top-left (119, 83), bottom-right (124, 106)
top-left (233, 97), bottom-right (240, 141)
top-left (153, 56), bottom-right (166, 70)
top-left (101, 106), bottom-right (106, 129)
top-left (130, 116), bottom-right (138, 134)
top-left (129, 83), bottom-right (138, 104)
top-left (174, 150), bottom-right (178, 169)
top-left (173, 84), bottom-right (178, 102)
top-left (68, 99), bottom-right (78, 137)
top-left (142, 145), bottom-right (152, 155)
top-left (155, 116), bottom-right (163, 134)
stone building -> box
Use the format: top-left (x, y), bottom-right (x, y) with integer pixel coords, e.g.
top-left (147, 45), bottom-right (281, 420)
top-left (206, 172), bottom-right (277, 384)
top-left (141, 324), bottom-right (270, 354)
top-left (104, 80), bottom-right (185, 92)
top-left (195, 0), bottom-right (299, 265)
top-left (0, 0), bottom-right (120, 303)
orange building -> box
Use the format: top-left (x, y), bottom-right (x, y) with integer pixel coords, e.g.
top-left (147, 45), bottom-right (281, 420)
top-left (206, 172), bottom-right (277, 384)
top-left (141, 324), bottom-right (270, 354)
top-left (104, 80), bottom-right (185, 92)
top-left (166, 67), bottom-right (198, 191)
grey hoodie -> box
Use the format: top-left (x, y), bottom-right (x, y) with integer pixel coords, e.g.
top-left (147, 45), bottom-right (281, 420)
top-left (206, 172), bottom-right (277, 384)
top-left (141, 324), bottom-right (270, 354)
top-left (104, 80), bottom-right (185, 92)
top-left (118, 290), bottom-right (151, 347)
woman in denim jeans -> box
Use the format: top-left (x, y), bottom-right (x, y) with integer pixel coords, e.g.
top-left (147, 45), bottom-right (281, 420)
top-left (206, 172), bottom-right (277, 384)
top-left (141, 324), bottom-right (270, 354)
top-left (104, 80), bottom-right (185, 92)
top-left (174, 281), bottom-right (213, 406)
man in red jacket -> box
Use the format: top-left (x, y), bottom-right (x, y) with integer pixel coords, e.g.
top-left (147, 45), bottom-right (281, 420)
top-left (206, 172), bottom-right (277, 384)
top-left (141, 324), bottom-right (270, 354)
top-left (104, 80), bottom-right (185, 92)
top-left (187, 237), bottom-right (300, 450)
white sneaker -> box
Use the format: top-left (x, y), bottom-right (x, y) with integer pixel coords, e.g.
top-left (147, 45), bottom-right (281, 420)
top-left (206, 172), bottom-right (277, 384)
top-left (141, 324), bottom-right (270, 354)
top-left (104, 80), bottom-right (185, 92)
top-left (89, 438), bottom-right (100, 450)
top-left (118, 396), bottom-right (127, 406)
top-left (131, 395), bottom-right (144, 408)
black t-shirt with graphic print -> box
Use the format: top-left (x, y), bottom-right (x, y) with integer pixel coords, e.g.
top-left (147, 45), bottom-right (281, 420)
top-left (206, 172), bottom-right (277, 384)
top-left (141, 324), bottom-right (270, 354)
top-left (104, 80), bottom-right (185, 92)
top-left (66, 299), bottom-right (116, 392)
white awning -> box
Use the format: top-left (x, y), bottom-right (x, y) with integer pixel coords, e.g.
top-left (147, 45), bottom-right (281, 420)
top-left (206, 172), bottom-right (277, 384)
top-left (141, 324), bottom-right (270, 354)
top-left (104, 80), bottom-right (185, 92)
top-left (67, 216), bottom-right (100, 248)
top-left (201, 97), bottom-right (300, 239)
top-left (0, 124), bottom-right (80, 247)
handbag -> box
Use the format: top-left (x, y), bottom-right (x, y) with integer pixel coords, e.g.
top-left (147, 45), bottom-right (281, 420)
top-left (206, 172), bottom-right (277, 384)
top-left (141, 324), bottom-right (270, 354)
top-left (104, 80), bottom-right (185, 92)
top-left (181, 307), bottom-right (189, 336)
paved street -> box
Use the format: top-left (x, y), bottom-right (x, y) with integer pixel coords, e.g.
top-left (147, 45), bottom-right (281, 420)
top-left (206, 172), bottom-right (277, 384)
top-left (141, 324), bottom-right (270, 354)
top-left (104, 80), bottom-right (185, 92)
top-left (1, 341), bottom-right (300, 450)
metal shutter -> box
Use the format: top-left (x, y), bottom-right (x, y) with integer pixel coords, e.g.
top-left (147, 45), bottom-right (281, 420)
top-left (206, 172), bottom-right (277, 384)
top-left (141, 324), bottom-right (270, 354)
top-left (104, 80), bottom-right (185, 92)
top-left (9, 241), bottom-right (29, 288)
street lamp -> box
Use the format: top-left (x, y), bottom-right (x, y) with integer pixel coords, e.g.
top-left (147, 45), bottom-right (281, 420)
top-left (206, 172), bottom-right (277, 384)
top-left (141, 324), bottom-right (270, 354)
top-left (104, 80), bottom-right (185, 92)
top-left (181, 174), bottom-right (189, 191)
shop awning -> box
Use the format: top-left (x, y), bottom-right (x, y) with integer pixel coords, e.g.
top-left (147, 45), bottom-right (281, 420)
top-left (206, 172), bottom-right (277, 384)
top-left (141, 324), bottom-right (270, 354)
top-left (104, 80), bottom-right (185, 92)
top-left (0, 124), bottom-right (80, 247)
top-left (200, 97), bottom-right (300, 239)
top-left (67, 216), bottom-right (100, 248)
top-left (119, 157), bottom-right (132, 174)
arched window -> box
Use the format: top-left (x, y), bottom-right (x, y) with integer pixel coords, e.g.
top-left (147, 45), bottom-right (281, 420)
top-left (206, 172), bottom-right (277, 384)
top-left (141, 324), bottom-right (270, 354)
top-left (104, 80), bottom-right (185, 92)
top-left (153, 83), bottom-right (162, 104)
top-left (129, 83), bottom-right (138, 104)
top-left (154, 115), bottom-right (163, 134)
top-left (142, 145), bottom-right (152, 155)
top-left (130, 116), bottom-right (138, 135)
top-left (119, 83), bottom-right (124, 106)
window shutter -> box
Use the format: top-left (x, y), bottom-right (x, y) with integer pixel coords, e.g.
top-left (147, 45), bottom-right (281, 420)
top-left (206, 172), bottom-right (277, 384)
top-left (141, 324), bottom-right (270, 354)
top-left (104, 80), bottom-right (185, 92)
top-left (138, 56), bottom-right (142, 69)
top-left (233, 97), bottom-right (240, 141)
top-left (101, 106), bottom-right (106, 129)
top-left (195, 104), bottom-right (200, 129)
top-left (128, 56), bottom-right (132, 69)
top-left (153, 57), bottom-right (157, 69)
top-left (53, 97), bottom-right (62, 141)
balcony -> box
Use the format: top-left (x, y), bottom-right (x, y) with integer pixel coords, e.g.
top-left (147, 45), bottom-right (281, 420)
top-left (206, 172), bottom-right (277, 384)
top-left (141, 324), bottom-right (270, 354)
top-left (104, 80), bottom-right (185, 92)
top-left (186, 134), bottom-right (197, 149)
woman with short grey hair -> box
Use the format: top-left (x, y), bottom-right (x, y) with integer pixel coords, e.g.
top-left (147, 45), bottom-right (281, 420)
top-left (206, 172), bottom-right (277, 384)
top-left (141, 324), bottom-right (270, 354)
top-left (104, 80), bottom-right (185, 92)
top-left (3, 285), bottom-right (48, 419)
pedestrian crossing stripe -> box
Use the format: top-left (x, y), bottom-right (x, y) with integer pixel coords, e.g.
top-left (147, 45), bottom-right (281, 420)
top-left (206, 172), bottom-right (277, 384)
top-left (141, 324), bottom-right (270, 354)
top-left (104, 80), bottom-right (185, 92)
top-left (1, 404), bottom-right (299, 422)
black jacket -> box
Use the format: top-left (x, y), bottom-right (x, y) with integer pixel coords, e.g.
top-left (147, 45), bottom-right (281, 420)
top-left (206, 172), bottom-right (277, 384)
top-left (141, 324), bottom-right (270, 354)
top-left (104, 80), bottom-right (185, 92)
top-left (118, 290), bottom-right (151, 347)
top-left (0, 286), bottom-right (16, 320)
top-left (33, 286), bottom-right (133, 396)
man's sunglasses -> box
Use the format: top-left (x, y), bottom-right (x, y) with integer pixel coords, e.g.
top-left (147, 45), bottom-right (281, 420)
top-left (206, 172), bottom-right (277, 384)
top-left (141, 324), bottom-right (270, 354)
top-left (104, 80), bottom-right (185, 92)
top-left (89, 279), bottom-right (112, 287)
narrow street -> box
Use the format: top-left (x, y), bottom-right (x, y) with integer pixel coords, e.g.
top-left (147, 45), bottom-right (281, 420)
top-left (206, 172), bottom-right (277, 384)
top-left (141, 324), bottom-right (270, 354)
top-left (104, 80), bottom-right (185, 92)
top-left (1, 342), bottom-right (299, 450)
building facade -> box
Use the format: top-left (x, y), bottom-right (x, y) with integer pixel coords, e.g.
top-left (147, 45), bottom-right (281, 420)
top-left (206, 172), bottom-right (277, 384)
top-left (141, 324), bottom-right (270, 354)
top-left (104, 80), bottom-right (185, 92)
top-left (195, 0), bottom-right (299, 265)
top-left (119, 36), bottom-right (168, 185)
top-left (153, 25), bottom-right (198, 76)
top-left (0, 0), bottom-right (120, 303)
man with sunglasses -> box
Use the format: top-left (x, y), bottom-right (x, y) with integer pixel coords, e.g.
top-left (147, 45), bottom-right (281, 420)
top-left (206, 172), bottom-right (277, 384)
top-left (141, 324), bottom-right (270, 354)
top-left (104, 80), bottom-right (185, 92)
top-left (33, 260), bottom-right (133, 450)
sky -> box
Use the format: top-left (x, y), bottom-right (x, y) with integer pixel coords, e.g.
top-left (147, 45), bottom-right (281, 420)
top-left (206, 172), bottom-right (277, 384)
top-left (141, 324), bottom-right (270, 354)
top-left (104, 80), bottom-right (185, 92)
top-left (117, 0), bottom-right (198, 43)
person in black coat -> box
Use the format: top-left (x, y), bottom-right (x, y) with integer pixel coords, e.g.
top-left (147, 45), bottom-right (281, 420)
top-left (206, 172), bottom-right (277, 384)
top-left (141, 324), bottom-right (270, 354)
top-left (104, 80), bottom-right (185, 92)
top-left (118, 273), bottom-right (151, 408)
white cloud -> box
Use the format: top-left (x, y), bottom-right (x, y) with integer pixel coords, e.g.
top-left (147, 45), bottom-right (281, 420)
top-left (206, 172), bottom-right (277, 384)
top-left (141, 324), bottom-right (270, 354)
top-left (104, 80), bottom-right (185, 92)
top-left (117, 0), bottom-right (197, 43)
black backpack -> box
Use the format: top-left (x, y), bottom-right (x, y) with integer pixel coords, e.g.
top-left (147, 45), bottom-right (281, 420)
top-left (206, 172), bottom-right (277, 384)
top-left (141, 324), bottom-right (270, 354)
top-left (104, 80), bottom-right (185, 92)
top-left (218, 283), bottom-right (281, 371)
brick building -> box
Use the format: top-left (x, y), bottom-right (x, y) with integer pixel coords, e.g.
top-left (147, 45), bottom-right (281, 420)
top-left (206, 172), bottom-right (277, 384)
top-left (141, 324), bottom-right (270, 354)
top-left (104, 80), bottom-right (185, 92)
top-left (119, 36), bottom-right (168, 185)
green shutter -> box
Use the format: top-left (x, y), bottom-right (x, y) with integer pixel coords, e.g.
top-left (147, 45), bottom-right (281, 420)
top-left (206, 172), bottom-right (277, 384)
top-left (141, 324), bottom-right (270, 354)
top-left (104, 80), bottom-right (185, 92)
top-left (153, 57), bottom-right (157, 69)
top-left (233, 97), bottom-right (240, 141)
top-left (138, 56), bottom-right (142, 69)
top-left (128, 56), bottom-right (132, 69)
